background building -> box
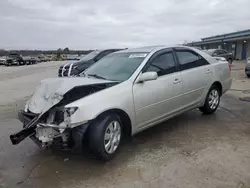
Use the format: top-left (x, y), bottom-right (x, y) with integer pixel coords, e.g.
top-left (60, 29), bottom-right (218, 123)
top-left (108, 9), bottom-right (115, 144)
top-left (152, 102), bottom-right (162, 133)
top-left (187, 29), bottom-right (250, 60)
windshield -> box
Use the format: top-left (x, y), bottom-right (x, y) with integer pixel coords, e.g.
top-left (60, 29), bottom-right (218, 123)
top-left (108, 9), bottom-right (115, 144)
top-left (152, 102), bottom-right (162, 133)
top-left (79, 50), bottom-right (100, 62)
top-left (84, 52), bottom-right (148, 81)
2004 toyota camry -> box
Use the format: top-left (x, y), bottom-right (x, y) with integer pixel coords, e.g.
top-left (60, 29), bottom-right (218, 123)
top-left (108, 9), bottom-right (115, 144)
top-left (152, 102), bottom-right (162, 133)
top-left (10, 46), bottom-right (232, 161)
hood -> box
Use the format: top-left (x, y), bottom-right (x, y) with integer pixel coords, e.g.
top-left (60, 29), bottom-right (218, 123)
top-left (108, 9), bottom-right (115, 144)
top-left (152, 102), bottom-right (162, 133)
top-left (26, 77), bottom-right (116, 114)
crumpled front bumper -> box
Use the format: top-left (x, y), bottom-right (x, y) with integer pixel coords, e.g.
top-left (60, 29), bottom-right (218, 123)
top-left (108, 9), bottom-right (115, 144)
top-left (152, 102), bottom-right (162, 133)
top-left (10, 110), bottom-right (40, 145)
top-left (10, 110), bottom-right (90, 150)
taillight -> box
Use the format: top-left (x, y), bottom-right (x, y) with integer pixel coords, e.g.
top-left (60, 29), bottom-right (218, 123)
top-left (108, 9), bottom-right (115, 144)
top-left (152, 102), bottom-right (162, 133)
top-left (228, 64), bottom-right (232, 71)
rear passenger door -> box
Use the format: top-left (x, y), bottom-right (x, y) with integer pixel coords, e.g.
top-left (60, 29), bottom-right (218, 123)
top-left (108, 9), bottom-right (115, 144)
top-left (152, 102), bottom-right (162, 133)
top-left (174, 48), bottom-right (213, 108)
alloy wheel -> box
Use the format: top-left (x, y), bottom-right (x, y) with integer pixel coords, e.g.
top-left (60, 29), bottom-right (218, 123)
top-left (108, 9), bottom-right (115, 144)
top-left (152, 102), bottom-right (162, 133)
top-left (208, 89), bottom-right (219, 110)
top-left (104, 121), bottom-right (121, 154)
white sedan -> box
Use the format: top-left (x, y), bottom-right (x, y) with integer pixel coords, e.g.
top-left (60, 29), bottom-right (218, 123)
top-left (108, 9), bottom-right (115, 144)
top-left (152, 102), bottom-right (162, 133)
top-left (10, 45), bottom-right (232, 161)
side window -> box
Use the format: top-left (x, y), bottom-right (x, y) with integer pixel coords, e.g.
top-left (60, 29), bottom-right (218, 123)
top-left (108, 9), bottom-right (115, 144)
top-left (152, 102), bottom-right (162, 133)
top-left (145, 52), bottom-right (176, 76)
top-left (176, 50), bottom-right (209, 70)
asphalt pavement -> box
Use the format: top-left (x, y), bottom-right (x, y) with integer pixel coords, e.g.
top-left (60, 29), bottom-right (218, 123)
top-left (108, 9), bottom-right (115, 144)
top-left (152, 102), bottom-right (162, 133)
top-left (0, 61), bottom-right (250, 188)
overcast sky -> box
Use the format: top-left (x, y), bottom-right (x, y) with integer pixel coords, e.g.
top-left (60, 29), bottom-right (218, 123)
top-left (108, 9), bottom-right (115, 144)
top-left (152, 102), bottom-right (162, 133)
top-left (0, 0), bottom-right (249, 50)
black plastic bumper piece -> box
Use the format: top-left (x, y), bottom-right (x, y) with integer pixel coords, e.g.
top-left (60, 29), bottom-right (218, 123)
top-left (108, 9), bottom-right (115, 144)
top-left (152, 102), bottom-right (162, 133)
top-left (10, 111), bottom-right (40, 145)
top-left (10, 126), bottom-right (36, 145)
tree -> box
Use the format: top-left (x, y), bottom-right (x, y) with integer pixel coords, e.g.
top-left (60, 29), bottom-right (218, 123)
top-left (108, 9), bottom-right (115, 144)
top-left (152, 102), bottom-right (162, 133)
top-left (63, 47), bottom-right (70, 53)
top-left (57, 48), bottom-right (63, 53)
top-left (56, 48), bottom-right (63, 58)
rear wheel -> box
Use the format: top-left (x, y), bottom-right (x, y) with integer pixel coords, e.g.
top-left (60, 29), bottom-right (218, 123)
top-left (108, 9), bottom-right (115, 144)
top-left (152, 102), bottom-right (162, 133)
top-left (199, 85), bottom-right (220, 114)
top-left (87, 113), bottom-right (123, 161)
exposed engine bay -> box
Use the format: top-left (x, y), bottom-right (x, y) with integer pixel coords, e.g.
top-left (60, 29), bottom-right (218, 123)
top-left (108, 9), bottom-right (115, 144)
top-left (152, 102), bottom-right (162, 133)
top-left (10, 81), bottom-right (118, 149)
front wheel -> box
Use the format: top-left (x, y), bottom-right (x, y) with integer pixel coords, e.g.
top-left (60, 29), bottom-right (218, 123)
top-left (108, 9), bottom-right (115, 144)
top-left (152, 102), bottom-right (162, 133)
top-left (87, 113), bottom-right (123, 161)
top-left (199, 85), bottom-right (220, 114)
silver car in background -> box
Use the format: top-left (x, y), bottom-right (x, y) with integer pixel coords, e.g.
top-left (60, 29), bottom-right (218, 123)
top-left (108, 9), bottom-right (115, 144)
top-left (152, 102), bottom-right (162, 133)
top-left (203, 49), bottom-right (233, 64)
top-left (10, 45), bottom-right (232, 161)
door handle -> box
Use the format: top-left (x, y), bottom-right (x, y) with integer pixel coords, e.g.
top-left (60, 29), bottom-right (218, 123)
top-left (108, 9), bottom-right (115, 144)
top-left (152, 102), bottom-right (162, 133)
top-left (173, 78), bottom-right (181, 84)
top-left (206, 69), bottom-right (212, 74)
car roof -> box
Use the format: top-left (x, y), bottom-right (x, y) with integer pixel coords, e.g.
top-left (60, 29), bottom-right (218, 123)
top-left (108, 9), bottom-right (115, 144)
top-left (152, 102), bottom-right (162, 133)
top-left (94, 48), bottom-right (124, 52)
top-left (114, 45), bottom-right (195, 53)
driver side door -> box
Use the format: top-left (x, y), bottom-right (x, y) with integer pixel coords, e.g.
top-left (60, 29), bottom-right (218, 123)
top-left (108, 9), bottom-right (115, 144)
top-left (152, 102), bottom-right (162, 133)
top-left (133, 49), bottom-right (183, 129)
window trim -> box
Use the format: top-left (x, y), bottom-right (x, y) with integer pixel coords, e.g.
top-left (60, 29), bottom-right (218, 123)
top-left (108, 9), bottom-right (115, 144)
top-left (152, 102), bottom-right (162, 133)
top-left (141, 48), bottom-right (178, 77)
top-left (173, 48), bottom-right (210, 71)
top-left (94, 50), bottom-right (112, 61)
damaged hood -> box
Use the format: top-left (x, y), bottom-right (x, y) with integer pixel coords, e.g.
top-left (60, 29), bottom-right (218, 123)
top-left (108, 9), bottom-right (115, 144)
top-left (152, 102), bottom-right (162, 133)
top-left (26, 77), bottom-right (116, 114)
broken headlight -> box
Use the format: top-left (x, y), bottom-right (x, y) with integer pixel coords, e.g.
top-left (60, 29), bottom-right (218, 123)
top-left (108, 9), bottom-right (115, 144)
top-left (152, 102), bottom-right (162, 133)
top-left (63, 107), bottom-right (78, 126)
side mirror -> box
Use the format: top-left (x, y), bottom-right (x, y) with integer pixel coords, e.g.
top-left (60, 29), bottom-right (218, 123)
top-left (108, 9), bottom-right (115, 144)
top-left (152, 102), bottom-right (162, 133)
top-left (213, 52), bottom-right (218, 56)
top-left (137, 72), bottom-right (158, 83)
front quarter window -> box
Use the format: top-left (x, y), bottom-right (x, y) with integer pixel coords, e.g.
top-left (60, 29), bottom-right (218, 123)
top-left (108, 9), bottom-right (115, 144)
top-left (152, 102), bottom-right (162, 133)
top-left (84, 52), bottom-right (148, 81)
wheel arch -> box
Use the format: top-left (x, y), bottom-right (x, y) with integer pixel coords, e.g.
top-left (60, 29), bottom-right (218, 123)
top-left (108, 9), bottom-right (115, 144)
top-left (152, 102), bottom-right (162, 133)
top-left (93, 108), bottom-right (132, 138)
top-left (212, 81), bottom-right (223, 96)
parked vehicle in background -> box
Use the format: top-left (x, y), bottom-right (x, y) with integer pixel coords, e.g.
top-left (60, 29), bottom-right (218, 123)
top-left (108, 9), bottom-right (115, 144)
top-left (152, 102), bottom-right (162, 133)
top-left (203, 49), bottom-right (233, 64)
top-left (38, 54), bottom-right (49, 62)
top-left (0, 56), bottom-right (6, 65)
top-left (5, 53), bottom-right (25, 66)
top-left (245, 57), bottom-right (250, 78)
top-left (58, 49), bottom-right (123, 77)
top-left (11, 46), bottom-right (232, 161)
top-left (66, 54), bottom-right (81, 61)
top-left (22, 56), bottom-right (37, 65)
top-left (46, 55), bottom-right (54, 61)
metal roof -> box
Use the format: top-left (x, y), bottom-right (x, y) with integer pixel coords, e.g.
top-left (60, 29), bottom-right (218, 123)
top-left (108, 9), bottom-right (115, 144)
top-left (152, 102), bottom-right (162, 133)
top-left (202, 29), bottom-right (250, 41)
top-left (187, 29), bottom-right (250, 46)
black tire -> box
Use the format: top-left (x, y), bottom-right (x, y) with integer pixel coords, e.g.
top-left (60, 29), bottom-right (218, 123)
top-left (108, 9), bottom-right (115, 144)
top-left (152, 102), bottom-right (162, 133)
top-left (199, 85), bottom-right (220, 114)
top-left (247, 74), bottom-right (250, 78)
top-left (87, 113), bottom-right (123, 162)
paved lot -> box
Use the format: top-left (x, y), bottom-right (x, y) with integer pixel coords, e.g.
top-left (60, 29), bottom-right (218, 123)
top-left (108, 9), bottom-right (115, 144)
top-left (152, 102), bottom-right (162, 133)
top-left (0, 61), bottom-right (250, 188)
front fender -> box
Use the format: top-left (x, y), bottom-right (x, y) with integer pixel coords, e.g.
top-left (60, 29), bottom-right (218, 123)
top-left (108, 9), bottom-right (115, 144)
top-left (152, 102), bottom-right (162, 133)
top-left (66, 81), bottom-right (137, 133)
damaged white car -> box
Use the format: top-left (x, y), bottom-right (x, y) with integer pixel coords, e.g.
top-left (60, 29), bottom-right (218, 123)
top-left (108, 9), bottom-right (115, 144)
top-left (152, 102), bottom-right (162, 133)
top-left (10, 46), bottom-right (232, 161)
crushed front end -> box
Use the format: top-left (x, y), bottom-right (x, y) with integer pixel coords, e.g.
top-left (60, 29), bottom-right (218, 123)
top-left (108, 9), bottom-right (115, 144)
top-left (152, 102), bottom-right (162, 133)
top-left (9, 77), bottom-right (118, 149)
top-left (10, 106), bottom-right (89, 150)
